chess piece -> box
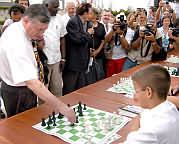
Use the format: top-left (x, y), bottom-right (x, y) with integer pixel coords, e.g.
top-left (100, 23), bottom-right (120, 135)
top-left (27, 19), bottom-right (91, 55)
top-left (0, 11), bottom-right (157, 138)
top-left (171, 89), bottom-right (174, 96)
top-left (53, 119), bottom-right (57, 126)
top-left (70, 123), bottom-right (75, 126)
top-left (77, 102), bottom-right (82, 113)
top-left (47, 122), bottom-right (51, 129)
top-left (78, 101), bottom-right (82, 109)
top-left (76, 116), bottom-right (79, 123)
top-left (83, 104), bottom-right (87, 110)
top-left (73, 108), bottom-right (76, 114)
top-left (52, 111), bottom-right (56, 120)
top-left (41, 118), bottom-right (46, 127)
top-left (176, 68), bottom-right (179, 76)
top-left (79, 107), bottom-right (83, 116)
top-left (58, 113), bottom-right (64, 119)
top-left (48, 115), bottom-right (53, 124)
top-left (67, 104), bottom-right (70, 107)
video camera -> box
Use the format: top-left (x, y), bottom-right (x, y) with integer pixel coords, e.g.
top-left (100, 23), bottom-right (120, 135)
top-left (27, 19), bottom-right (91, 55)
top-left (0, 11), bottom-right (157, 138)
top-left (143, 24), bottom-right (155, 36)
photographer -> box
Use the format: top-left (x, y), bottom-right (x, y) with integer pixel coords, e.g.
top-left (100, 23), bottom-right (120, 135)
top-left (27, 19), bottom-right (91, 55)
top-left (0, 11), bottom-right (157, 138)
top-left (105, 16), bottom-right (128, 77)
top-left (131, 21), bottom-right (165, 64)
top-left (122, 13), bottom-right (147, 71)
top-left (168, 18), bottom-right (179, 49)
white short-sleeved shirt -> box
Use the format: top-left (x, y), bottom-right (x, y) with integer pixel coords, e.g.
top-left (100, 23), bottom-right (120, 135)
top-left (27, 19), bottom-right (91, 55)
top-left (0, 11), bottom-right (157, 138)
top-left (2, 19), bottom-right (13, 29)
top-left (62, 13), bottom-right (71, 28)
top-left (43, 14), bottom-right (67, 65)
top-left (0, 21), bottom-right (38, 86)
top-left (122, 101), bottom-right (179, 144)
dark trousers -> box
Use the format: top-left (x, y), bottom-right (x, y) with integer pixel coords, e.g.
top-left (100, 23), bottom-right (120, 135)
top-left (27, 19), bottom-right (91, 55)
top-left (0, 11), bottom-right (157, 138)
top-left (63, 70), bottom-right (86, 95)
top-left (1, 82), bottom-right (37, 118)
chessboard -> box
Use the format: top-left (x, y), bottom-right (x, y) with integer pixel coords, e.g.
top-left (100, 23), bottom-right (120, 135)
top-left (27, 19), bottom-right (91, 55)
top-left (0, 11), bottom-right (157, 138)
top-left (164, 66), bottom-right (179, 77)
top-left (165, 55), bottom-right (179, 64)
top-left (32, 103), bottom-right (131, 144)
top-left (107, 77), bottom-right (135, 98)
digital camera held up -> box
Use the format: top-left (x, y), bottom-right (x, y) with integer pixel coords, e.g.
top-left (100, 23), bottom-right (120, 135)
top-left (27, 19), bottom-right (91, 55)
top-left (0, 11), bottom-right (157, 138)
top-left (143, 24), bottom-right (155, 36)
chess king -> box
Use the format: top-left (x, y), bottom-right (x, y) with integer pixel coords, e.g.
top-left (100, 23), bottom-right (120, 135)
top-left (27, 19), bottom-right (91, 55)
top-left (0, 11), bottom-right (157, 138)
top-left (120, 64), bottom-right (179, 144)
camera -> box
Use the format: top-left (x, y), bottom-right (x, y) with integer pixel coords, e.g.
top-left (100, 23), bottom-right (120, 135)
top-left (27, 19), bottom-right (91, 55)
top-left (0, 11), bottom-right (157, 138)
top-left (172, 28), bottom-right (179, 37)
top-left (169, 28), bottom-right (179, 43)
top-left (113, 22), bottom-right (127, 31)
top-left (143, 24), bottom-right (154, 36)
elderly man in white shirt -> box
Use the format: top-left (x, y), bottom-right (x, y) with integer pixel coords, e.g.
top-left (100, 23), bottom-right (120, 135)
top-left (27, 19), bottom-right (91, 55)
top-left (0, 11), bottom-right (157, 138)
top-left (120, 64), bottom-right (179, 144)
top-left (100, 10), bottom-right (113, 34)
top-left (0, 4), bottom-right (75, 123)
top-left (62, 2), bottom-right (76, 27)
top-left (43, 0), bottom-right (67, 97)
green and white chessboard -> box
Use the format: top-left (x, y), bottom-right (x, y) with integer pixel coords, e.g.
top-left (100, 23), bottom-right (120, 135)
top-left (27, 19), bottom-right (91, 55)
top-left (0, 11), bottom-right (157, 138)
top-left (164, 66), bottom-right (179, 77)
top-left (32, 105), bottom-right (131, 144)
top-left (107, 77), bottom-right (135, 98)
top-left (165, 55), bottom-right (179, 64)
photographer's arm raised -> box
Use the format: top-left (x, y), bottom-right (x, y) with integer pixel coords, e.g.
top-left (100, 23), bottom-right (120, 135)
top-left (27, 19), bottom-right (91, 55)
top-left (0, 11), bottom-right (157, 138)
top-left (105, 29), bottom-right (115, 43)
top-left (119, 35), bottom-right (129, 50)
top-left (144, 32), bottom-right (160, 54)
top-left (131, 31), bottom-right (143, 50)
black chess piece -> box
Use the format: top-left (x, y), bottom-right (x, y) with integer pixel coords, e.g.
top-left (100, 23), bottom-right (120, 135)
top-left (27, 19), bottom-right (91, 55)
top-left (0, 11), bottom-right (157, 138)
top-left (83, 104), bottom-right (87, 110)
top-left (79, 107), bottom-right (83, 117)
top-left (52, 111), bottom-right (56, 120)
top-left (73, 108), bottom-right (76, 113)
top-left (48, 115), bottom-right (53, 124)
top-left (77, 102), bottom-right (82, 113)
top-left (77, 106), bottom-right (80, 113)
top-left (47, 122), bottom-right (51, 129)
top-left (41, 118), bottom-right (46, 127)
top-left (78, 101), bottom-right (82, 108)
top-left (53, 119), bottom-right (57, 126)
top-left (176, 68), bottom-right (179, 76)
top-left (58, 113), bottom-right (64, 119)
top-left (67, 104), bottom-right (71, 107)
top-left (70, 123), bottom-right (75, 126)
top-left (171, 89), bottom-right (174, 96)
top-left (76, 116), bottom-right (79, 123)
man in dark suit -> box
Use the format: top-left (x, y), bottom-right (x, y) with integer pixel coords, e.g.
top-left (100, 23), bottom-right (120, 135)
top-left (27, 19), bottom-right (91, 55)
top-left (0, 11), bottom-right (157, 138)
top-left (63, 3), bottom-right (93, 95)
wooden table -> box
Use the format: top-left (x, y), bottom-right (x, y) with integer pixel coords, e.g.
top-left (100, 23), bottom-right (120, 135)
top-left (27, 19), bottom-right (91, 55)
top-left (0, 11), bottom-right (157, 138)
top-left (0, 49), bottom-right (179, 144)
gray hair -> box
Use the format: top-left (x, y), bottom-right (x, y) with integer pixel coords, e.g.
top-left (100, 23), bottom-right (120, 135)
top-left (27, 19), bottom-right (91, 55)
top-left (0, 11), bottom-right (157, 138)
top-left (43, 0), bottom-right (57, 7)
top-left (23, 4), bottom-right (50, 24)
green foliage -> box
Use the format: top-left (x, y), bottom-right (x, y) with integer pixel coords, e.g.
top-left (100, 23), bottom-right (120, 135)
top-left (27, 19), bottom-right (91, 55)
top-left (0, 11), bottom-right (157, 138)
top-left (111, 8), bottom-right (135, 17)
top-left (0, 6), bottom-right (9, 9)
top-left (0, 21), bottom-right (5, 25)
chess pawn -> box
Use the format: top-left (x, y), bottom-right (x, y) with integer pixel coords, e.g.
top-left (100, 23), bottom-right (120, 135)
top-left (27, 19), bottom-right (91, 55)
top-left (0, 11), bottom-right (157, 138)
top-left (115, 116), bottom-right (122, 125)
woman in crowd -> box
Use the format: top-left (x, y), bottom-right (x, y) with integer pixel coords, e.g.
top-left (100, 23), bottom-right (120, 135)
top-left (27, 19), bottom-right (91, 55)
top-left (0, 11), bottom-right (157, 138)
top-left (158, 16), bottom-right (171, 52)
top-left (86, 8), bottom-right (106, 84)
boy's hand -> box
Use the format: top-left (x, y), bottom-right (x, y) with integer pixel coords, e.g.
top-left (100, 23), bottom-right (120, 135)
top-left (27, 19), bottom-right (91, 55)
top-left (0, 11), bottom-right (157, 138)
top-left (130, 116), bottom-right (140, 132)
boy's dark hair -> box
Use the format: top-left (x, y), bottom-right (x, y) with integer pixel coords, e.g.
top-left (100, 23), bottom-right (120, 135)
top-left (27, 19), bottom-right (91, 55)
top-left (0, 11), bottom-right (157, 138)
top-left (9, 4), bottom-right (25, 16)
top-left (76, 3), bottom-right (91, 16)
top-left (132, 64), bottom-right (171, 100)
top-left (15, 0), bottom-right (30, 6)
